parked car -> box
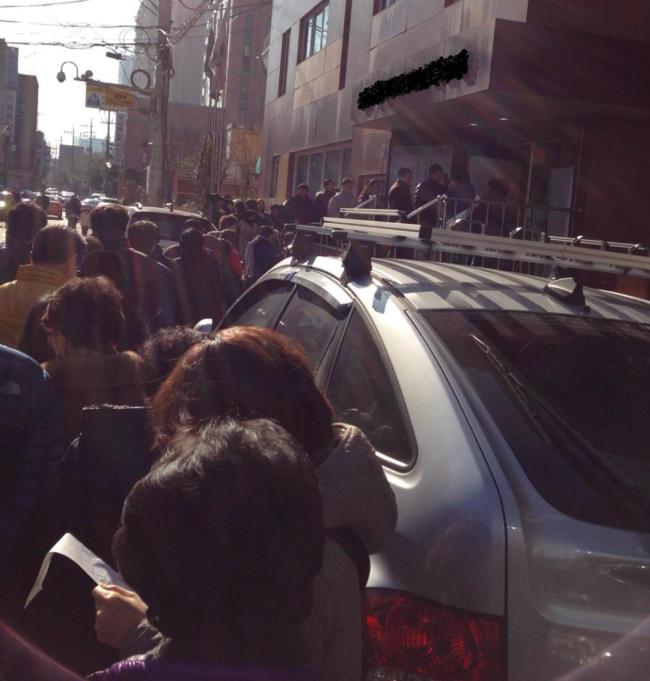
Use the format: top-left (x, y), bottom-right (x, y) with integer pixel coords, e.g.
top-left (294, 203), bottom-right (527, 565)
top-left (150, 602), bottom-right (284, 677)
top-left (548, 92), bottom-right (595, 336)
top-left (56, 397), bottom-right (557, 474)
top-left (126, 206), bottom-right (213, 249)
top-left (46, 198), bottom-right (63, 219)
top-left (210, 244), bottom-right (650, 681)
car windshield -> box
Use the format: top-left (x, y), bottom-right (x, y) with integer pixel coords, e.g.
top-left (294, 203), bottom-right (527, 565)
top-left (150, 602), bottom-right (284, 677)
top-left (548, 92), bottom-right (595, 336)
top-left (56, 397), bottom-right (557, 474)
top-left (422, 310), bottom-right (650, 530)
top-left (133, 212), bottom-right (210, 242)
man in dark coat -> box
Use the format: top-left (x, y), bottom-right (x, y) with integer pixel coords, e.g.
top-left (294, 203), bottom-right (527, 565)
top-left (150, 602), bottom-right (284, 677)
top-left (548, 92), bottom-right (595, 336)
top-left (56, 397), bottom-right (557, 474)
top-left (388, 168), bottom-right (414, 215)
top-left (90, 204), bottom-right (177, 330)
top-left (244, 225), bottom-right (280, 284)
top-left (314, 178), bottom-right (336, 221)
top-left (0, 203), bottom-right (47, 284)
top-left (283, 183), bottom-right (316, 225)
top-left (414, 164), bottom-right (446, 226)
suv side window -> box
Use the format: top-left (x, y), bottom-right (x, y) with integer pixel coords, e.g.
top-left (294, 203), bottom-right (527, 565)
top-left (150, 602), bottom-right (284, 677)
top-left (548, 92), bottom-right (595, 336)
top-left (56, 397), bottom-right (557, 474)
top-left (220, 279), bottom-right (294, 329)
top-left (327, 311), bottom-right (413, 464)
top-left (275, 285), bottom-right (343, 371)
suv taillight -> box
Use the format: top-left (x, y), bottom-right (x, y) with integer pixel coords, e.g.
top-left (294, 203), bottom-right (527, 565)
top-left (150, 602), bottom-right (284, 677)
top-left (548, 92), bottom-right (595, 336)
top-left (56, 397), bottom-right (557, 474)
top-left (363, 589), bottom-right (504, 681)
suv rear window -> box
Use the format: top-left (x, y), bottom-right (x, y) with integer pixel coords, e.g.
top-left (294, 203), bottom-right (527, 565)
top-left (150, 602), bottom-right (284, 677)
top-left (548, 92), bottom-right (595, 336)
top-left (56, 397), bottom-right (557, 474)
top-left (422, 310), bottom-right (650, 531)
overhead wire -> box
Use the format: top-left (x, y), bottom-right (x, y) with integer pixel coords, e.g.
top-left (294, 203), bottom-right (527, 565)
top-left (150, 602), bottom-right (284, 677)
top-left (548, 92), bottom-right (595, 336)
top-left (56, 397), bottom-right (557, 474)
top-left (0, 0), bottom-right (93, 7)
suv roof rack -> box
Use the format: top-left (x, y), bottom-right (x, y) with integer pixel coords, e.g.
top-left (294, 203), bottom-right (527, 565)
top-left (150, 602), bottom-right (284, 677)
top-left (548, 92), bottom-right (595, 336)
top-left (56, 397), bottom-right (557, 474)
top-left (294, 217), bottom-right (650, 280)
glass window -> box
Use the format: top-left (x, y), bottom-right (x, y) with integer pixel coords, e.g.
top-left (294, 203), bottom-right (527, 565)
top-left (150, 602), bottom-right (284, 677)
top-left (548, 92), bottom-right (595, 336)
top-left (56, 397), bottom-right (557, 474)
top-left (309, 152), bottom-right (324, 189)
top-left (300, 2), bottom-right (329, 61)
top-left (327, 311), bottom-right (413, 464)
top-left (270, 156), bottom-right (281, 197)
top-left (221, 280), bottom-right (294, 330)
top-left (342, 146), bottom-right (352, 179)
top-left (278, 29), bottom-right (291, 97)
top-left (275, 285), bottom-right (341, 370)
top-left (423, 310), bottom-right (650, 531)
top-left (296, 155), bottom-right (309, 188)
top-left (325, 149), bottom-right (342, 187)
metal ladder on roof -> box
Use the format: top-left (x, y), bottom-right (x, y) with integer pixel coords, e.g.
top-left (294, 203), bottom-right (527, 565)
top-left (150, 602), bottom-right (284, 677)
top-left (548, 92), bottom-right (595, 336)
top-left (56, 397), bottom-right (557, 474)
top-left (293, 208), bottom-right (650, 280)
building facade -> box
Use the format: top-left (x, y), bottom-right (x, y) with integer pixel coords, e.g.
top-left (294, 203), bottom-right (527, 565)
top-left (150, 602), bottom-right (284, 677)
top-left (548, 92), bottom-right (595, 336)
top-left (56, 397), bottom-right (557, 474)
top-left (0, 38), bottom-right (19, 187)
top-left (261, 0), bottom-right (650, 253)
top-left (11, 74), bottom-right (39, 188)
top-left (206, 0), bottom-right (271, 197)
top-left (134, 0), bottom-right (210, 107)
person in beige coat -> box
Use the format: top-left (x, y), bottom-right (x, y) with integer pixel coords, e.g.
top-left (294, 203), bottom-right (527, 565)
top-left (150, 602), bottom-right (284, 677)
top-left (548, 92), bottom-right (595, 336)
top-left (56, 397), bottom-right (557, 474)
top-left (93, 327), bottom-right (398, 681)
top-left (0, 226), bottom-right (77, 348)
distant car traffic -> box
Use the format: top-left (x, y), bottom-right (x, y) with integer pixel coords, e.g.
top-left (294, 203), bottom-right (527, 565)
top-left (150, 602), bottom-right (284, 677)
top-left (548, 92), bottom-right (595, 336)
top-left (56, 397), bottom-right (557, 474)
top-left (126, 206), bottom-right (213, 248)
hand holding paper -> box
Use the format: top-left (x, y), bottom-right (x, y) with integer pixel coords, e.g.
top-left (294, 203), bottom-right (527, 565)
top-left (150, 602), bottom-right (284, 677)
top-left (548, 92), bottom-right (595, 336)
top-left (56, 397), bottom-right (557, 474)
top-left (26, 533), bottom-right (130, 609)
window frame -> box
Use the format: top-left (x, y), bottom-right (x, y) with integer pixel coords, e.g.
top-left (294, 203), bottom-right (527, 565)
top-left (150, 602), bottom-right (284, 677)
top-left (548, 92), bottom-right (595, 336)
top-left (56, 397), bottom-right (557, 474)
top-left (299, 1), bottom-right (330, 63)
top-left (323, 304), bottom-right (418, 470)
top-left (278, 29), bottom-right (291, 97)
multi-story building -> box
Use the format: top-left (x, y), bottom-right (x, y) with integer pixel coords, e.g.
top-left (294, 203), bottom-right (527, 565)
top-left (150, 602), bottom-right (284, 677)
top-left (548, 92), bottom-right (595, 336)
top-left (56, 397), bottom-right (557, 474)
top-left (261, 0), bottom-right (650, 251)
top-left (11, 74), bottom-right (39, 188)
top-left (206, 0), bottom-right (271, 197)
top-left (134, 0), bottom-right (210, 107)
top-left (0, 38), bottom-right (19, 187)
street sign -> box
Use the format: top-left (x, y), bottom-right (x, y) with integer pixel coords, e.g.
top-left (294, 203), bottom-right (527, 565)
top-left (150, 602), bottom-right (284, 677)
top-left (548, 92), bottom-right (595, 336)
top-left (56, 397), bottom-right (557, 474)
top-left (85, 82), bottom-right (139, 112)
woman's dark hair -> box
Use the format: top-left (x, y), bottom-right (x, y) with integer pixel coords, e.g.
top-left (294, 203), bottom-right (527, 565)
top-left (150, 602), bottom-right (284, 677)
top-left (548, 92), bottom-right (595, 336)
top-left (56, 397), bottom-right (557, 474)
top-left (113, 418), bottom-right (324, 659)
top-left (152, 327), bottom-right (334, 456)
top-left (179, 227), bottom-right (205, 259)
top-left (219, 215), bottom-right (239, 230)
top-left (139, 326), bottom-right (207, 398)
top-left (42, 276), bottom-right (125, 351)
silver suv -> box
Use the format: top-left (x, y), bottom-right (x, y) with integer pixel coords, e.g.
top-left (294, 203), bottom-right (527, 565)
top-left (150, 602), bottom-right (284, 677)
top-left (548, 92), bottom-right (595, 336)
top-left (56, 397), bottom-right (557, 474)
top-left (217, 249), bottom-right (650, 681)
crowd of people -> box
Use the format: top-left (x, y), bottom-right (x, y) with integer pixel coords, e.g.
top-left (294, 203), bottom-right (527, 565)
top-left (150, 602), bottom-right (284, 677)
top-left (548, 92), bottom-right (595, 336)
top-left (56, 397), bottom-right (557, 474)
top-left (0, 195), bottom-right (397, 680)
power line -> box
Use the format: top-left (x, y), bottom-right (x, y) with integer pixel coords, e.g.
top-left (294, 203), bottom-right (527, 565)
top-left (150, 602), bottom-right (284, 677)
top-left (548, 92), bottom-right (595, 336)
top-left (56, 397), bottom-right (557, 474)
top-left (0, 0), bottom-right (93, 8)
top-left (0, 19), bottom-right (163, 29)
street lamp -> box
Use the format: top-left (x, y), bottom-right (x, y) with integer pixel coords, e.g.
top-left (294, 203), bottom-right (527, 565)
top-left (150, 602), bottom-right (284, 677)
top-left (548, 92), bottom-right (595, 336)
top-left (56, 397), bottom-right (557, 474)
top-left (56, 61), bottom-right (94, 83)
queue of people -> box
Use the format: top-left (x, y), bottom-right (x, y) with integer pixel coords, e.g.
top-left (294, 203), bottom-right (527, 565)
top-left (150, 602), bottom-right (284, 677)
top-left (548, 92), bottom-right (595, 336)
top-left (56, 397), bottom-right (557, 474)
top-left (0, 194), bottom-right (398, 680)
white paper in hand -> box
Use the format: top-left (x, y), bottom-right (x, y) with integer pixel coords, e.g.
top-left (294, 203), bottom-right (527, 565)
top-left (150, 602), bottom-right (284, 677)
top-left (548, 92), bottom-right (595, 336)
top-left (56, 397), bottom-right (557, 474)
top-left (25, 533), bottom-right (130, 608)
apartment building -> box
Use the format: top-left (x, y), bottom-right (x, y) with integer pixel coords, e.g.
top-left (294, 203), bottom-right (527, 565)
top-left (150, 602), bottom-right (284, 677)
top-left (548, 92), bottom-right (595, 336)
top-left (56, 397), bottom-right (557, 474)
top-left (262, 0), bottom-right (650, 248)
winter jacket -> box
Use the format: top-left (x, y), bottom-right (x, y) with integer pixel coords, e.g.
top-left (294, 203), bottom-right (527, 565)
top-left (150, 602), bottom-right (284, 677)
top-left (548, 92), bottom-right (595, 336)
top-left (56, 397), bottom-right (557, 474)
top-left (238, 218), bottom-right (259, 257)
top-left (118, 248), bottom-right (177, 332)
top-left (49, 406), bottom-right (155, 562)
top-left (117, 424), bottom-right (397, 681)
top-left (0, 346), bottom-right (65, 611)
top-left (414, 179), bottom-right (446, 226)
top-left (283, 195), bottom-right (316, 225)
top-left (91, 650), bottom-right (320, 681)
top-left (172, 254), bottom-right (225, 327)
top-left (327, 190), bottom-right (357, 218)
top-left (244, 235), bottom-right (279, 283)
top-left (0, 264), bottom-right (68, 348)
top-left (43, 351), bottom-right (145, 443)
top-left (388, 179), bottom-right (414, 214)
top-left (314, 189), bottom-right (335, 221)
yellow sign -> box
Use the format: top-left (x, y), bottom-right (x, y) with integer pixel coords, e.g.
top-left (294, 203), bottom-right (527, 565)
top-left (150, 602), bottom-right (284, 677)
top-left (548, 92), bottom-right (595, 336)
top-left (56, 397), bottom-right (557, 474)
top-left (85, 82), bottom-right (139, 112)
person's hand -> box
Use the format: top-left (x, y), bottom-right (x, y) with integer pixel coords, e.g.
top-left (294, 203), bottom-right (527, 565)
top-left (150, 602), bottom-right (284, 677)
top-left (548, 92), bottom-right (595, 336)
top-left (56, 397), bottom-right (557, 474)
top-left (92, 583), bottom-right (148, 649)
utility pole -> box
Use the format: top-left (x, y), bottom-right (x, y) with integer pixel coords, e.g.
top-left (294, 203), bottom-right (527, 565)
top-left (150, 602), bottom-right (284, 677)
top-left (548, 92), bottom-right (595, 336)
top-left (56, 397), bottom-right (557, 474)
top-left (148, 0), bottom-right (173, 206)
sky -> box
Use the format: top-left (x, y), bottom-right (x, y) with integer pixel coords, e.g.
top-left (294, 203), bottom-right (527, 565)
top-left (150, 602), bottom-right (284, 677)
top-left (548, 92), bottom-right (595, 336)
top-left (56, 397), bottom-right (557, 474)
top-left (1, 0), bottom-right (141, 150)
